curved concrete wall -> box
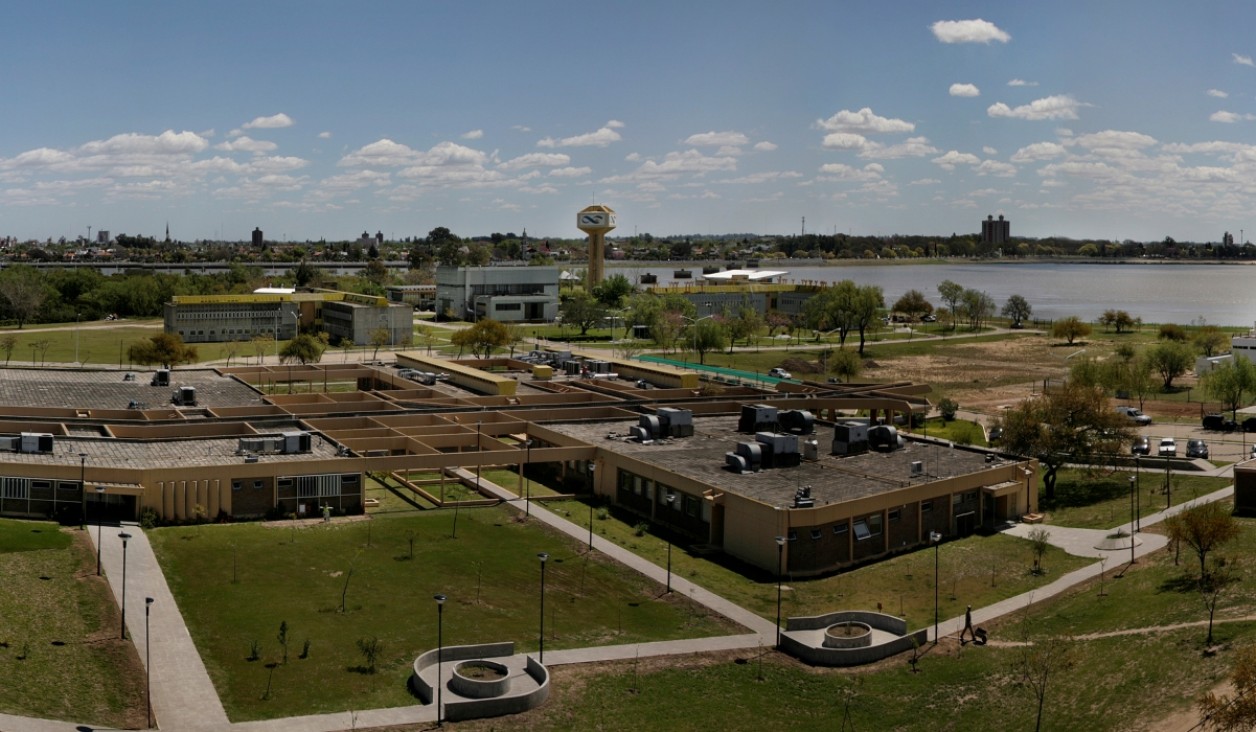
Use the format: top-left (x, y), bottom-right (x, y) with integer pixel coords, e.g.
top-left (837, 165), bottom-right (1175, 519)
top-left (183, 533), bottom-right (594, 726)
top-left (782, 611), bottom-right (925, 667)
top-left (409, 642), bottom-right (551, 722)
top-left (787, 610), bottom-right (907, 635)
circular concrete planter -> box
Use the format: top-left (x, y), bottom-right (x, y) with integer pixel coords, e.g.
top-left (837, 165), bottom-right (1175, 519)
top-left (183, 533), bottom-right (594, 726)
top-left (450, 660), bottom-right (511, 699)
top-left (823, 621), bottom-right (873, 649)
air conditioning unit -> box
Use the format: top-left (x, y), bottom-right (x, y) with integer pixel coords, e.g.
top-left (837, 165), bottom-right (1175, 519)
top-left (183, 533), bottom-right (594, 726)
top-left (282, 431), bottom-right (311, 454)
top-left (779, 410), bottom-right (815, 434)
top-left (832, 421), bottom-right (870, 456)
top-left (657, 408), bottom-right (693, 438)
top-left (911, 461), bottom-right (924, 477)
top-left (869, 425), bottom-right (901, 451)
top-left (802, 439), bottom-right (820, 461)
top-left (0, 436), bottom-right (19, 452)
top-left (150, 369), bottom-right (170, 387)
top-left (629, 425), bottom-right (653, 443)
top-left (171, 386), bottom-right (197, 406)
top-left (637, 415), bottom-right (661, 440)
top-left (20, 433), bottom-right (53, 454)
top-left (725, 452), bottom-right (749, 473)
top-left (734, 442), bottom-right (763, 472)
top-left (738, 404), bottom-right (779, 434)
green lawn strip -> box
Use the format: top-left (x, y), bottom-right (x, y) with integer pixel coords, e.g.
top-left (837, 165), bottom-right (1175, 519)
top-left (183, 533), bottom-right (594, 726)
top-left (151, 505), bottom-right (740, 721)
top-left (912, 417), bottom-right (988, 446)
top-left (1042, 469), bottom-right (1229, 530)
top-left (547, 499), bottom-right (1090, 628)
top-left (0, 523), bottom-right (144, 727)
top-left (480, 468), bottom-right (565, 499)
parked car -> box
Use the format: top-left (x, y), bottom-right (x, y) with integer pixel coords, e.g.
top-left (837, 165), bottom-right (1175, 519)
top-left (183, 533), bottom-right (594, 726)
top-left (1242, 416), bottom-right (1256, 433)
top-left (1186, 439), bottom-right (1209, 459)
top-left (921, 314), bottom-right (937, 322)
top-left (1251, 443), bottom-right (1256, 460)
top-left (768, 367), bottom-right (792, 379)
top-left (1158, 437), bottom-right (1177, 457)
top-left (1203, 413), bottom-right (1238, 431)
top-left (987, 426), bottom-right (1003, 444)
top-left (1114, 406), bottom-right (1152, 425)
top-left (1131, 436), bottom-right (1151, 455)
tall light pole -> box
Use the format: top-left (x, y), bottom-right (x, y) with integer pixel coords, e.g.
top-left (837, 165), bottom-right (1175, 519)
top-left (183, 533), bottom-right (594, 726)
top-left (1165, 451), bottom-right (1172, 509)
top-left (663, 493), bottom-right (676, 593)
top-left (681, 314), bottom-right (715, 368)
top-left (78, 453), bottom-right (87, 530)
top-left (95, 486), bottom-right (105, 575)
top-left (75, 312), bottom-right (80, 365)
top-left (537, 552), bottom-right (549, 662)
top-left (1128, 476), bottom-right (1136, 566)
top-left (145, 597), bottom-right (154, 729)
top-left (119, 531), bottom-right (132, 639)
top-left (523, 436), bottom-right (532, 519)
top-left (434, 594), bottom-right (446, 726)
top-left (775, 535), bottom-right (786, 647)
top-left (930, 531), bottom-right (942, 645)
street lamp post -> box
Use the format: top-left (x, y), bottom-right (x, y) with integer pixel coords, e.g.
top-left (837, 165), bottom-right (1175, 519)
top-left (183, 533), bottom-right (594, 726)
top-left (434, 594), bottom-right (446, 726)
top-left (119, 531), bottom-right (132, 639)
top-left (1135, 456), bottom-right (1141, 533)
top-left (775, 535), bottom-right (786, 647)
top-left (1128, 476), bottom-right (1136, 566)
top-left (523, 437), bottom-right (533, 519)
top-left (664, 493), bottom-right (676, 594)
top-left (78, 453), bottom-right (87, 530)
top-left (1165, 453), bottom-right (1172, 509)
top-left (95, 486), bottom-right (105, 575)
top-left (145, 597), bottom-right (154, 728)
top-left (930, 531), bottom-right (942, 644)
top-left (537, 552), bottom-right (549, 662)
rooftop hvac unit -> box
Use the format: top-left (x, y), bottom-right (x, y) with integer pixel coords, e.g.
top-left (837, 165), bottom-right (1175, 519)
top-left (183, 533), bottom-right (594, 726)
top-left (802, 438), bottom-right (820, 461)
top-left (0, 436), bottom-right (19, 452)
top-left (832, 420), bottom-right (870, 456)
top-left (911, 461), bottom-right (924, 477)
top-left (563, 361), bottom-right (582, 376)
top-left (868, 425), bottom-right (902, 451)
top-left (587, 360), bottom-right (613, 374)
top-left (738, 404), bottom-right (779, 434)
top-left (657, 408), bottom-right (694, 438)
top-left (637, 415), bottom-right (661, 440)
top-left (725, 452), bottom-right (750, 473)
top-left (282, 431), bottom-right (312, 454)
top-left (628, 425), bottom-right (653, 443)
top-left (20, 432), bottom-right (53, 454)
top-left (756, 432), bottom-right (801, 468)
top-left (779, 409), bottom-right (815, 435)
top-left (734, 441), bottom-right (763, 472)
top-left (237, 436), bottom-right (285, 454)
top-left (151, 369), bottom-right (170, 387)
top-left (793, 485), bottom-right (814, 508)
top-left (243, 455), bottom-right (259, 463)
top-left (171, 386), bottom-right (197, 406)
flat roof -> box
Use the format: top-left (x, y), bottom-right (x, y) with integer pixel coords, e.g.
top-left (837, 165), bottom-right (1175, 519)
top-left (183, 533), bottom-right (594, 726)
top-left (3, 434), bottom-right (342, 471)
top-left (549, 414), bottom-right (1014, 507)
top-left (0, 368), bottom-right (264, 410)
top-left (701, 269), bottom-right (788, 281)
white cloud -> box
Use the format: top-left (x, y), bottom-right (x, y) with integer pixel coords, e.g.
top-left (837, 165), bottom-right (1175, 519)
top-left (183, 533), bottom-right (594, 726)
top-left (975, 160), bottom-right (1017, 177)
top-left (909, 178), bottom-right (941, 186)
top-left (80, 130), bottom-right (209, 156)
top-left (949, 83), bottom-right (980, 97)
top-left (1007, 79), bottom-right (1038, 87)
top-left (1234, 53), bottom-right (1255, 67)
top-left (548, 166), bottom-right (591, 178)
top-left (684, 131), bottom-right (749, 147)
top-left (861, 136), bottom-right (939, 159)
top-left (1071, 130), bottom-right (1157, 150)
top-left (987, 95), bottom-right (1084, 121)
top-left (1, 148), bottom-right (75, 169)
top-left (1210, 110), bottom-right (1256, 123)
top-left (1207, 89), bottom-right (1229, 98)
top-left (625, 152), bottom-right (642, 162)
top-left (242, 113), bottom-right (294, 130)
top-left (822, 132), bottom-right (873, 151)
top-left (753, 141), bottom-right (778, 152)
top-left (537, 122), bottom-right (623, 148)
top-left (816, 107), bottom-right (914, 134)
top-left (461, 129), bottom-right (484, 140)
top-left (1010, 141), bottom-right (1068, 162)
top-left (718, 171), bottom-right (803, 185)
top-left (214, 136), bottom-right (277, 154)
top-left (318, 131), bottom-right (332, 139)
top-left (498, 152), bottom-right (571, 171)
top-left (931, 150), bottom-right (981, 170)
top-left (982, 146), bottom-right (998, 155)
top-left (818, 163), bottom-right (884, 181)
top-left (930, 19), bottom-right (1010, 44)
top-left (338, 139), bottom-right (421, 167)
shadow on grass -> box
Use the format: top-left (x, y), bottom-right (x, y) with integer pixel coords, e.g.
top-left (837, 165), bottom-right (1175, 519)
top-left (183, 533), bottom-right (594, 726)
top-left (1041, 475), bottom-right (1132, 510)
top-left (1157, 574), bottom-right (1199, 595)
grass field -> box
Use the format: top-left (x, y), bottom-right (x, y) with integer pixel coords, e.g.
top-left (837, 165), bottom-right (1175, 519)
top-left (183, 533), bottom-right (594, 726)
top-left (0, 520), bottom-right (145, 727)
top-left (546, 498), bottom-right (1092, 629)
top-left (149, 506), bottom-right (742, 721)
top-left (1042, 469), bottom-right (1230, 529)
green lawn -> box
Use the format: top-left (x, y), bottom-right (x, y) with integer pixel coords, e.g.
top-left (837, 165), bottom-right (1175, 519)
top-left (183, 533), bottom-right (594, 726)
top-left (1042, 469), bottom-right (1229, 530)
top-left (547, 499), bottom-right (1091, 629)
top-left (150, 506), bottom-right (741, 721)
top-left (0, 520), bottom-right (145, 728)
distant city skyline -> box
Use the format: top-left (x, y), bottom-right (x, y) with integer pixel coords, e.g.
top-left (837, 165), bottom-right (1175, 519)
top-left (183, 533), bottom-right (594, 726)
top-left (2, 2), bottom-right (1256, 243)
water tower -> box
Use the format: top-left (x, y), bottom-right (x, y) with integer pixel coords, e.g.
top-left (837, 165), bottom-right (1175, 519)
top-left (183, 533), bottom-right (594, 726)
top-left (577, 204), bottom-right (616, 286)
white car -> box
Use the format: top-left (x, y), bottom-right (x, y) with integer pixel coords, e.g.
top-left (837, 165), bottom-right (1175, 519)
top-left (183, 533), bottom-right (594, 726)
top-left (768, 368), bottom-right (792, 379)
top-left (1158, 437), bottom-right (1177, 457)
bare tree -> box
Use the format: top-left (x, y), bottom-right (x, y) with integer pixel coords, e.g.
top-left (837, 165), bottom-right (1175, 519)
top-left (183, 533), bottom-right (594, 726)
top-left (1014, 635), bottom-right (1076, 732)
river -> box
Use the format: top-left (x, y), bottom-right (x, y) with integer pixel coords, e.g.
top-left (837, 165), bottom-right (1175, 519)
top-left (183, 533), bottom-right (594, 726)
top-left (616, 261), bottom-right (1256, 328)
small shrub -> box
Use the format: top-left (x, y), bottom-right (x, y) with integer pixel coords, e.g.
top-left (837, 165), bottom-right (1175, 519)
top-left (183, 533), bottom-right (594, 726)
top-left (1158, 323), bottom-right (1187, 342)
top-left (938, 398), bottom-right (959, 422)
top-left (633, 522), bottom-right (649, 537)
top-left (140, 507), bottom-right (159, 530)
top-left (248, 640), bottom-right (261, 662)
top-left (596, 508), bottom-right (609, 521)
top-left (300, 639), bottom-right (310, 659)
top-left (356, 636), bottom-right (382, 674)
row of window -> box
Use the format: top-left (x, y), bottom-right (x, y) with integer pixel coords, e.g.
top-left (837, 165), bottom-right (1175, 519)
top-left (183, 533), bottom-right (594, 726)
top-left (1, 478), bottom-right (84, 500)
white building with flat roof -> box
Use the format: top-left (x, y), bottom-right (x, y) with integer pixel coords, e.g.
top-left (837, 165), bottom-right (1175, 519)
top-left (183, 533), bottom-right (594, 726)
top-left (435, 265), bottom-right (560, 322)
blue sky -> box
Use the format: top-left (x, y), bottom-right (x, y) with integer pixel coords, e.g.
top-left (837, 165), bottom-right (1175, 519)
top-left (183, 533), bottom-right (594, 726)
top-left (3, 2), bottom-right (1256, 243)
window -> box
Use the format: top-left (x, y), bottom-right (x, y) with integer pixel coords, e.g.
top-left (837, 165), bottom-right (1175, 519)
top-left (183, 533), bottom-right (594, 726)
top-left (854, 514), bottom-right (884, 541)
top-left (952, 493), bottom-right (963, 506)
top-left (253, 480), bottom-right (263, 490)
top-left (868, 514), bottom-right (883, 536)
top-left (921, 500), bottom-right (933, 513)
top-left (888, 509), bottom-right (901, 522)
top-left (232, 481), bottom-right (242, 492)
top-left (810, 529), bottom-right (822, 540)
top-left (853, 520), bottom-right (871, 541)
top-left (2, 477), bottom-right (29, 500)
top-left (31, 480), bottom-right (51, 491)
top-left (833, 523), bottom-right (849, 535)
top-left (787, 530), bottom-right (798, 541)
top-left (495, 303), bottom-right (522, 312)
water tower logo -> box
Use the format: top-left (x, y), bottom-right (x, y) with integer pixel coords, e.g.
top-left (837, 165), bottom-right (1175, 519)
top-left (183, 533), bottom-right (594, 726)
top-left (577, 204), bottom-right (616, 285)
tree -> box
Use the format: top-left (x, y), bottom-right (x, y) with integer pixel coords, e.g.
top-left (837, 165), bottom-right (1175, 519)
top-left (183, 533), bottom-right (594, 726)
top-left (1163, 501), bottom-right (1241, 582)
top-left (690, 318), bottom-right (726, 364)
top-left (1001, 294), bottom-right (1032, 328)
top-left (1199, 643), bottom-right (1256, 730)
top-left (0, 334), bottom-right (16, 365)
top-left (892, 289), bottom-right (933, 321)
top-left (128, 333), bottom-right (198, 369)
top-left (0, 265), bottom-right (49, 329)
top-left (851, 284), bottom-right (885, 354)
top-left (829, 348), bottom-right (863, 383)
top-left (590, 274), bottom-right (634, 308)
top-left (1159, 323), bottom-right (1188, 342)
top-left (1201, 557), bottom-right (1240, 646)
top-left (1194, 325), bottom-right (1229, 357)
top-left (1099, 309), bottom-right (1136, 334)
top-left (560, 293), bottom-right (609, 336)
top-left (251, 334), bottom-right (274, 365)
top-left (937, 398), bottom-right (958, 422)
top-left (725, 306), bottom-right (763, 349)
top-left (291, 260), bottom-right (320, 288)
top-left (1027, 527), bottom-right (1051, 574)
top-left (363, 258), bottom-right (389, 287)
top-left (280, 333), bottom-right (326, 365)
top-left (1001, 383), bottom-right (1134, 500)
top-left (1050, 316), bottom-right (1091, 345)
top-left (1201, 358), bottom-right (1256, 421)
top-left (369, 327), bottom-right (390, 360)
top-left (1013, 635), bottom-right (1076, 732)
top-left (356, 636), bottom-right (383, 674)
top-left (1147, 340), bottom-right (1195, 390)
top-left (959, 288), bottom-right (995, 331)
top-left (450, 318), bottom-right (511, 358)
top-left (937, 280), bottom-right (964, 331)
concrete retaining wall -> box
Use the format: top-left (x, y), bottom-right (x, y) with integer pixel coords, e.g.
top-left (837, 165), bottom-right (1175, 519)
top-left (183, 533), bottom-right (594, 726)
top-left (409, 642), bottom-right (551, 722)
top-left (787, 610), bottom-right (907, 635)
top-left (782, 611), bottom-right (926, 667)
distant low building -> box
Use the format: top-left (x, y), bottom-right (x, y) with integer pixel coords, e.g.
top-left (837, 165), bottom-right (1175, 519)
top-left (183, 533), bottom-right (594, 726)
top-left (164, 291), bottom-right (410, 346)
top-left (981, 214), bottom-right (1010, 246)
top-left (435, 265), bottom-right (560, 322)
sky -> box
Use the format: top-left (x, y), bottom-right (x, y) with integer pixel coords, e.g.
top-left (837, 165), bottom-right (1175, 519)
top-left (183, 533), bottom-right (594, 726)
top-left (3, 1), bottom-right (1256, 244)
